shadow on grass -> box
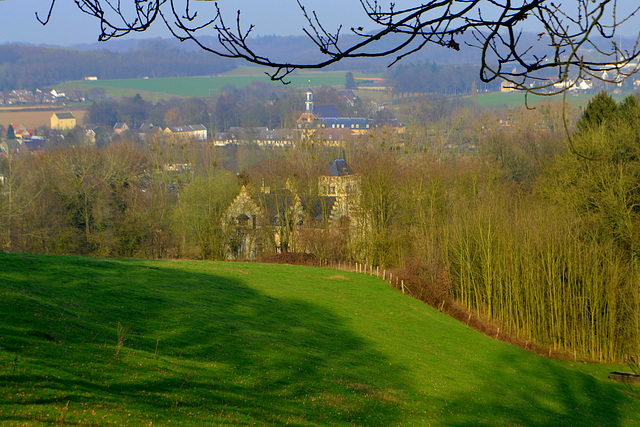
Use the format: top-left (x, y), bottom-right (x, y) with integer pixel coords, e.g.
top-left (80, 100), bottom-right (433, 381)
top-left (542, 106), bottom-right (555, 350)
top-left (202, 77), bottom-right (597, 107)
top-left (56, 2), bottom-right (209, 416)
top-left (0, 255), bottom-right (407, 425)
top-left (436, 348), bottom-right (630, 426)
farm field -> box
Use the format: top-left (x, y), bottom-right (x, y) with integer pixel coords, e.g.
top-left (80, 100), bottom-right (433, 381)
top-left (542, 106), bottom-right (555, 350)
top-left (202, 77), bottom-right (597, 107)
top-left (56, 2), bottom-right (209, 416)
top-left (1, 253), bottom-right (639, 425)
top-left (477, 90), bottom-right (630, 108)
top-left (50, 65), bottom-right (635, 108)
top-left (0, 108), bottom-right (88, 129)
top-left (56, 67), bottom-right (358, 99)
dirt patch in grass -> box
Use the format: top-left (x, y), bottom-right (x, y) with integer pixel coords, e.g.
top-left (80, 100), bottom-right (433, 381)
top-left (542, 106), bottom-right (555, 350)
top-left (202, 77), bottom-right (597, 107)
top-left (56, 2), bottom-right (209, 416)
top-left (257, 252), bottom-right (318, 266)
top-left (326, 275), bottom-right (350, 281)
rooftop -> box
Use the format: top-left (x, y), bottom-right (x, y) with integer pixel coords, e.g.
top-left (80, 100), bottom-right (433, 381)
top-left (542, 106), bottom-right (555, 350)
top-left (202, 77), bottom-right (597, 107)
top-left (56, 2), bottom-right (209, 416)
top-left (328, 159), bottom-right (353, 177)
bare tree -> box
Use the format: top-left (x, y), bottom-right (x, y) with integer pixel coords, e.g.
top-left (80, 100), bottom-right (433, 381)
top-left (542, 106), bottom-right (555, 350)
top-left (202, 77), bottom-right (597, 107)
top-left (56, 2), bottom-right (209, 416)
top-left (39, 1), bottom-right (640, 93)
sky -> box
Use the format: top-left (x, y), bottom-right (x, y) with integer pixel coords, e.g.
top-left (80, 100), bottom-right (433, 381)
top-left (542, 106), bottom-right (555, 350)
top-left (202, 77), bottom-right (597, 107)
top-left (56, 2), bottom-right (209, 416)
top-left (0, 0), bottom-right (372, 46)
top-left (0, 1), bottom-right (638, 47)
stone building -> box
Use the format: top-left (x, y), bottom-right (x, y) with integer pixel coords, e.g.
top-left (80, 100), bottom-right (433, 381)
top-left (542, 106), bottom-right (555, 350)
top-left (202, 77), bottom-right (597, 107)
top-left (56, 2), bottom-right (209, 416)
top-left (318, 159), bottom-right (361, 226)
top-left (222, 159), bottom-right (361, 260)
top-left (50, 112), bottom-right (77, 130)
top-left (223, 185), bottom-right (263, 260)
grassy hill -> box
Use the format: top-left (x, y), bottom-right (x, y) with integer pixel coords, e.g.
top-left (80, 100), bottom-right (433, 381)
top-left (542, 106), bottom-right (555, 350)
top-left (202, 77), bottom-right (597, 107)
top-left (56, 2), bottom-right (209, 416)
top-left (1, 253), bottom-right (639, 425)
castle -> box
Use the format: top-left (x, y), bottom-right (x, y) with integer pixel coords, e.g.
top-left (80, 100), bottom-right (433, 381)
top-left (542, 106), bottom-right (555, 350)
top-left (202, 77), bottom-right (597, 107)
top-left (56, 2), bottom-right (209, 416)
top-left (223, 159), bottom-right (361, 260)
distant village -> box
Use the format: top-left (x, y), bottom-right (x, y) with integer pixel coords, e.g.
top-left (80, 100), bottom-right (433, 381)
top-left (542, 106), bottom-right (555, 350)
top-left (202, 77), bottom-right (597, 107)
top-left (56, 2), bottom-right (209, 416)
top-left (499, 62), bottom-right (640, 93)
top-left (0, 88), bottom-right (76, 106)
top-left (0, 86), bottom-right (405, 158)
top-left (2, 57), bottom-right (640, 159)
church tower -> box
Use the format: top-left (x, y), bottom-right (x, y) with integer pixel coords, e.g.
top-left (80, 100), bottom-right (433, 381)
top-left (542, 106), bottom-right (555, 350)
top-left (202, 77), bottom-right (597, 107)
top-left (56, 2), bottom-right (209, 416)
top-left (297, 82), bottom-right (316, 127)
top-left (305, 86), bottom-right (314, 113)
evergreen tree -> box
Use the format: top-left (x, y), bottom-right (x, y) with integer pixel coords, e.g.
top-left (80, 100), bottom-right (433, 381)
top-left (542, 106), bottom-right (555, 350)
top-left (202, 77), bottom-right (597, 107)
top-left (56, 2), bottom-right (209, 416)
top-left (617, 94), bottom-right (640, 126)
top-left (576, 91), bottom-right (617, 133)
top-left (6, 124), bottom-right (15, 140)
top-left (345, 72), bottom-right (356, 90)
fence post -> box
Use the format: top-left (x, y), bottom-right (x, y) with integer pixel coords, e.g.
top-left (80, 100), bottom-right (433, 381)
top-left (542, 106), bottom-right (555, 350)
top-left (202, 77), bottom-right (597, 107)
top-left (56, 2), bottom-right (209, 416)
top-left (401, 280), bottom-right (405, 294)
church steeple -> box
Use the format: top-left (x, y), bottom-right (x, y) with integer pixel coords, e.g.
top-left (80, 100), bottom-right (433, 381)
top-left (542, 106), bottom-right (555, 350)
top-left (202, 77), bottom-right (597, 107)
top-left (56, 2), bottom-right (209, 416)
top-left (305, 81), bottom-right (314, 113)
top-left (297, 81), bottom-right (317, 127)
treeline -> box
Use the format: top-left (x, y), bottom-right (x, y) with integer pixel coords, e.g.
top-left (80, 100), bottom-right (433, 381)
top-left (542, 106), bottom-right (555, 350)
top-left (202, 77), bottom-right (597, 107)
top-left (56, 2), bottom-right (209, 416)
top-left (89, 95), bottom-right (211, 131)
top-left (0, 134), bottom-right (338, 259)
top-left (389, 61), bottom-right (502, 95)
top-left (0, 40), bottom-right (236, 91)
top-left (2, 93), bottom-right (638, 364)
top-left (87, 85), bottom-right (375, 131)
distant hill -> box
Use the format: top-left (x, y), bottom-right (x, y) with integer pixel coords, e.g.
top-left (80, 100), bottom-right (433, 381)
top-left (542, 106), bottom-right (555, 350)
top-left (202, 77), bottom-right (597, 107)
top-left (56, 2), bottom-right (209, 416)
top-left (0, 40), bottom-right (237, 91)
top-left (3, 32), bottom-right (636, 92)
top-left (70, 31), bottom-right (640, 69)
top-left (73, 33), bottom-right (486, 68)
top-left (0, 34), bottom-right (494, 93)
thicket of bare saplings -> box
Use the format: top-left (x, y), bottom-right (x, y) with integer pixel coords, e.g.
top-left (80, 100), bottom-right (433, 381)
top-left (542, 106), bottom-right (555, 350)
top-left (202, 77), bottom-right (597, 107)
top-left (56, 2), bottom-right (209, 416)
top-left (1, 94), bottom-right (638, 364)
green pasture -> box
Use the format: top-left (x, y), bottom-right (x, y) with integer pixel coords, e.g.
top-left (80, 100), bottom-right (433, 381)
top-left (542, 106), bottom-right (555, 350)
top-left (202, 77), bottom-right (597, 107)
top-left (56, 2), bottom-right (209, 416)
top-left (1, 253), bottom-right (639, 425)
top-left (477, 90), bottom-right (630, 108)
top-left (56, 67), bottom-right (352, 99)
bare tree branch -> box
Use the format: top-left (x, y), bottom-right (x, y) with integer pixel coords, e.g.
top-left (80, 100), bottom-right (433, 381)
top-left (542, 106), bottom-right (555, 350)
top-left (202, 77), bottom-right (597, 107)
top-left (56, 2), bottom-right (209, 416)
top-left (39, 1), bottom-right (640, 93)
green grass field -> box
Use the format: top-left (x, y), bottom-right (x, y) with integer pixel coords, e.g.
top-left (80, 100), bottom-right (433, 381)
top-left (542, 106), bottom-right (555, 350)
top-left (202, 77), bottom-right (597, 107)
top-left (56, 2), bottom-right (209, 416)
top-left (477, 90), bottom-right (631, 108)
top-left (1, 253), bottom-right (639, 425)
top-left (56, 67), bottom-right (352, 99)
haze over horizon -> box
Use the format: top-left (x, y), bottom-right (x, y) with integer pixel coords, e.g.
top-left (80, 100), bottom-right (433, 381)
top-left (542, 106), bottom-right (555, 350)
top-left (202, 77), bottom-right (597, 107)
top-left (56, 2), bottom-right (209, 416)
top-left (0, 0), bottom-right (371, 47)
top-left (1, 1), bottom-right (638, 49)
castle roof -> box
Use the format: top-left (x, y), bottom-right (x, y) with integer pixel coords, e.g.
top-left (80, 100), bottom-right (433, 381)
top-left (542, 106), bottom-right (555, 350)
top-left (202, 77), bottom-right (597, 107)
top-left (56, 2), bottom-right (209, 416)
top-left (313, 105), bottom-right (341, 118)
top-left (328, 159), bottom-right (353, 177)
top-left (53, 112), bottom-right (76, 119)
